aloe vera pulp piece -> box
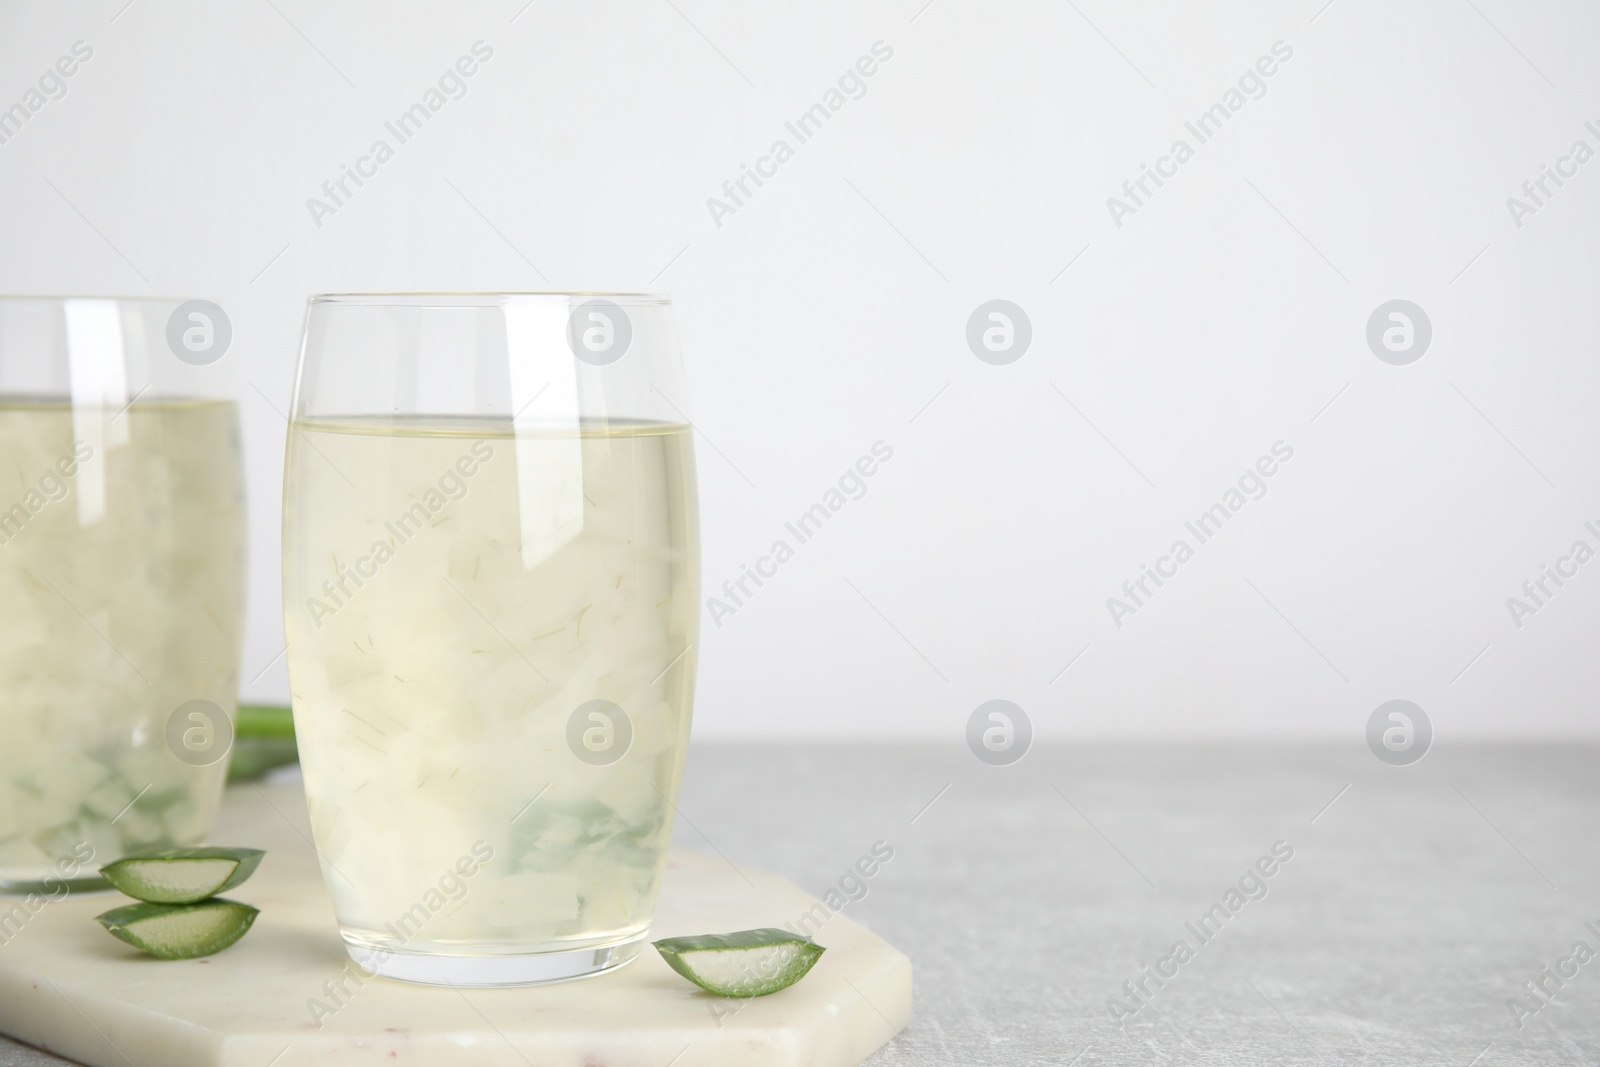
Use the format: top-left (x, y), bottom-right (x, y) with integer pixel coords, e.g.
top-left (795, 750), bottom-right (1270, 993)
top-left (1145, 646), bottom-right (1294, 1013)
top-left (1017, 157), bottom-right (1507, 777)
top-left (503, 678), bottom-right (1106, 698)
top-left (96, 898), bottom-right (259, 959)
top-left (100, 847), bottom-right (265, 904)
top-left (653, 928), bottom-right (825, 997)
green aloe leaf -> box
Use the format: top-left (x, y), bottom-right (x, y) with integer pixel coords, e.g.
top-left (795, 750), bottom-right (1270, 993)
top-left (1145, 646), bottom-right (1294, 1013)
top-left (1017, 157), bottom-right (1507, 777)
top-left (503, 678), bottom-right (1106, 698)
top-left (653, 928), bottom-right (825, 997)
top-left (96, 898), bottom-right (259, 960)
top-left (100, 847), bottom-right (265, 904)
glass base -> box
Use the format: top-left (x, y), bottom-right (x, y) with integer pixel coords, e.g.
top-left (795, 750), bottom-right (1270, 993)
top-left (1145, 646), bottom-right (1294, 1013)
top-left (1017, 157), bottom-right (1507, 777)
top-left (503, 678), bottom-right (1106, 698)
top-left (0, 875), bottom-right (111, 896)
top-left (342, 931), bottom-right (647, 987)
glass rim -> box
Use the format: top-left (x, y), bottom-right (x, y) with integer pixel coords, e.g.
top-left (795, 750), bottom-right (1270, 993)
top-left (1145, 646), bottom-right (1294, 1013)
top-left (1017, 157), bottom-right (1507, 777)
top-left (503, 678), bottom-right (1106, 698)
top-left (308, 292), bottom-right (672, 308)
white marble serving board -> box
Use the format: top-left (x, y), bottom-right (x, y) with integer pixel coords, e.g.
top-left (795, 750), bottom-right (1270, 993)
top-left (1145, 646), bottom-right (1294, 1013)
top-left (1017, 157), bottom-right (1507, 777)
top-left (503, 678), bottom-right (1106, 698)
top-left (0, 781), bottom-right (912, 1067)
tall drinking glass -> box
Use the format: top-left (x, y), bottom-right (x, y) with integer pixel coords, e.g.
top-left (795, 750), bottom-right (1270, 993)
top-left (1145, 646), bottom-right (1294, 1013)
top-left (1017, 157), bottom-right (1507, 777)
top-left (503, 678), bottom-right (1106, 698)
top-left (0, 296), bottom-right (246, 892)
top-left (282, 293), bottom-right (700, 986)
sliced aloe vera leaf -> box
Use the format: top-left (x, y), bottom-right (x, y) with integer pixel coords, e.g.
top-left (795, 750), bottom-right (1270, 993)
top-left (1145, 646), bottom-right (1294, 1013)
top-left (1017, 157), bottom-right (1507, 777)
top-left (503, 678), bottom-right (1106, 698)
top-left (96, 898), bottom-right (259, 960)
top-left (653, 928), bottom-right (825, 997)
top-left (99, 847), bottom-right (265, 904)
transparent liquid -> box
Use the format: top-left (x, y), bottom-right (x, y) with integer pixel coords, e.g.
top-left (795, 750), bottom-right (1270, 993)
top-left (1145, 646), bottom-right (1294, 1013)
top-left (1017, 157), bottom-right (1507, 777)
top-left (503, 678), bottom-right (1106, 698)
top-left (282, 417), bottom-right (699, 972)
top-left (0, 400), bottom-right (246, 886)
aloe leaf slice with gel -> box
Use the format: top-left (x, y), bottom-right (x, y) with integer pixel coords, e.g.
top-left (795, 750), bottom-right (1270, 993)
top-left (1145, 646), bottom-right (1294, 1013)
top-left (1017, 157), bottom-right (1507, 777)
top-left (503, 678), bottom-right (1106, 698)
top-left (653, 928), bottom-right (825, 997)
top-left (96, 898), bottom-right (259, 960)
top-left (100, 847), bottom-right (265, 904)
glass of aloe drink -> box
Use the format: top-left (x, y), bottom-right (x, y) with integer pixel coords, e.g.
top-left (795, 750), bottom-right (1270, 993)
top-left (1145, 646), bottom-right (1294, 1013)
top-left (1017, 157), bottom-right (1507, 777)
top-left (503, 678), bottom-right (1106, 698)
top-left (0, 296), bottom-right (246, 893)
top-left (282, 294), bottom-right (700, 986)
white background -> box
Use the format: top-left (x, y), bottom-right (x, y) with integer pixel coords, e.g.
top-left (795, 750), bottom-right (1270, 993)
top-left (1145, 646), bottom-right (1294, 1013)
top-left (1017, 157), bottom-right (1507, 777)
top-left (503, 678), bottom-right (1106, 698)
top-left (1, 0), bottom-right (1596, 740)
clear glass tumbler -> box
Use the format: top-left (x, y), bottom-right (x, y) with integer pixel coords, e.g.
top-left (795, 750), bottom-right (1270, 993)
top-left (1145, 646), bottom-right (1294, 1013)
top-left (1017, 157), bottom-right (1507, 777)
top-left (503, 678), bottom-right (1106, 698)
top-left (0, 296), bottom-right (246, 893)
top-left (282, 293), bottom-right (700, 986)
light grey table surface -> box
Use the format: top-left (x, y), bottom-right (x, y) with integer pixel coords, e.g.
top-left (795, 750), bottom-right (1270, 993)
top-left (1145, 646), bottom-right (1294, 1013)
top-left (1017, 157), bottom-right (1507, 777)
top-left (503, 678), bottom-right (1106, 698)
top-left (2, 742), bottom-right (1596, 1066)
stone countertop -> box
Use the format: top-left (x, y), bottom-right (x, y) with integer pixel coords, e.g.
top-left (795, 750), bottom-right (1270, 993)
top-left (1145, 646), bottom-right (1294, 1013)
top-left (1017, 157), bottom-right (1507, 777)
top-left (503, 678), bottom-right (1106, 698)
top-left (3, 742), bottom-right (1597, 1066)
